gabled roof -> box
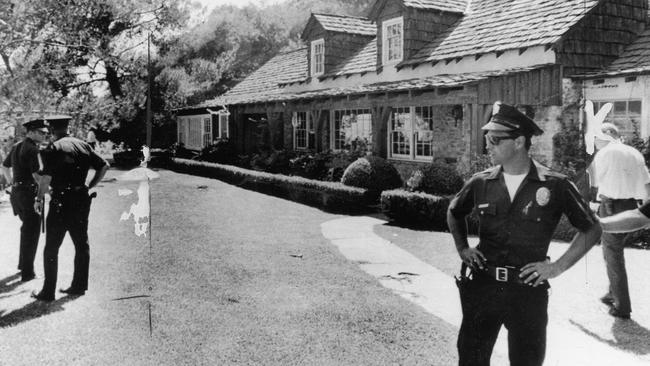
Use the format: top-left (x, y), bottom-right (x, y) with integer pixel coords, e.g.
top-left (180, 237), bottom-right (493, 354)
top-left (318, 37), bottom-right (377, 79)
top-left (368, 0), bottom-right (468, 19)
top-left (402, 0), bottom-right (599, 67)
top-left (403, 0), bottom-right (467, 13)
top-left (312, 13), bottom-right (376, 36)
top-left (191, 48), bottom-right (308, 109)
top-left (577, 27), bottom-right (650, 78)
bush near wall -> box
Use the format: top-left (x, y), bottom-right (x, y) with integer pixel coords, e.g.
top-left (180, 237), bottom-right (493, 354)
top-left (381, 189), bottom-right (451, 230)
top-left (168, 158), bottom-right (374, 213)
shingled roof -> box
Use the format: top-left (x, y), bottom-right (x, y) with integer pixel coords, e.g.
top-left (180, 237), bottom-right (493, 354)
top-left (212, 64), bottom-right (552, 106)
top-left (578, 27), bottom-right (650, 78)
top-left (403, 0), bottom-right (467, 13)
top-left (311, 13), bottom-right (376, 36)
top-left (402, 0), bottom-right (599, 66)
top-left (318, 37), bottom-right (378, 79)
top-left (191, 48), bottom-right (308, 109)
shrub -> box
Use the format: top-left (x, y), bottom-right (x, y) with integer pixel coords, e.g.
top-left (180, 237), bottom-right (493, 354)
top-left (197, 138), bottom-right (238, 165)
top-left (169, 158), bottom-right (374, 213)
top-left (341, 156), bottom-right (402, 197)
top-left (381, 189), bottom-right (450, 230)
top-left (250, 149), bottom-right (295, 174)
top-left (416, 161), bottom-right (465, 195)
top-left (457, 153), bottom-right (493, 180)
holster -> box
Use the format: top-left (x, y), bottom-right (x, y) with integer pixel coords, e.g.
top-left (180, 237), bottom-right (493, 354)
top-left (455, 263), bottom-right (480, 316)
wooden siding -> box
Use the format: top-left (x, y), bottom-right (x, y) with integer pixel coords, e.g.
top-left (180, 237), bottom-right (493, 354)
top-left (556, 0), bottom-right (647, 75)
top-left (477, 65), bottom-right (563, 106)
top-left (404, 7), bottom-right (461, 60)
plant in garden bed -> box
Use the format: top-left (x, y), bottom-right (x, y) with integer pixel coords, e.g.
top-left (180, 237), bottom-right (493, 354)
top-left (341, 155), bottom-right (402, 199)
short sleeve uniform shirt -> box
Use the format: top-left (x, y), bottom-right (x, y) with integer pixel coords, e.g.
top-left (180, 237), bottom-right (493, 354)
top-left (2, 138), bottom-right (40, 184)
top-left (41, 136), bottom-right (107, 190)
top-left (449, 160), bottom-right (597, 267)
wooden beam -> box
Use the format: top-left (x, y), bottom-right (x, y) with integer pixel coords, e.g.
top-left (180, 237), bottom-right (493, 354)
top-left (431, 60), bottom-right (438, 67)
top-left (445, 58), bottom-right (454, 65)
top-left (455, 57), bottom-right (463, 63)
top-left (518, 47), bottom-right (528, 55)
top-left (475, 54), bottom-right (482, 60)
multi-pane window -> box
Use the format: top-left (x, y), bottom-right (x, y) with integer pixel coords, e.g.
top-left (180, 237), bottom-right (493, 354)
top-left (203, 117), bottom-right (211, 147)
top-left (390, 107), bottom-right (411, 157)
top-left (383, 17), bottom-right (403, 64)
top-left (311, 39), bottom-right (325, 76)
top-left (389, 106), bottom-right (459, 160)
top-left (414, 106), bottom-right (435, 158)
top-left (293, 112), bottom-right (309, 150)
top-left (332, 109), bottom-right (372, 150)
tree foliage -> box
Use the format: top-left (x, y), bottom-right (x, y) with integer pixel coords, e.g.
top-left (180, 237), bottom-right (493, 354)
top-left (1, 0), bottom-right (376, 147)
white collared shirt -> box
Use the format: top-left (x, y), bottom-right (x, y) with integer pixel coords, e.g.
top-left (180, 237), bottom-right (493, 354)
top-left (592, 141), bottom-right (650, 200)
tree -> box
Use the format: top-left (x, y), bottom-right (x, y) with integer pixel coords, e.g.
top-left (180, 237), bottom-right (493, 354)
top-left (0, 0), bottom-right (188, 135)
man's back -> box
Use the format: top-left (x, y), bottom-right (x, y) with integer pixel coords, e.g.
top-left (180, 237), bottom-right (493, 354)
top-left (593, 142), bottom-right (650, 200)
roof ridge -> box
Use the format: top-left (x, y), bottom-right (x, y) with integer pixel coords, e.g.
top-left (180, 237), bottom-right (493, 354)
top-left (312, 12), bottom-right (373, 21)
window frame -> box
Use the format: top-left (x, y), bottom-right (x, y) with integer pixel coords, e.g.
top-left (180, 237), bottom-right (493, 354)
top-left (331, 108), bottom-right (372, 151)
top-left (293, 111), bottom-right (312, 150)
top-left (217, 113), bottom-right (229, 139)
top-left (311, 38), bottom-right (325, 76)
top-left (382, 17), bottom-right (403, 65)
top-left (203, 117), bottom-right (211, 147)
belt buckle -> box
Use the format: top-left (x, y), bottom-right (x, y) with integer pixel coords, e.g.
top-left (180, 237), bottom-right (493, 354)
top-left (495, 267), bottom-right (508, 282)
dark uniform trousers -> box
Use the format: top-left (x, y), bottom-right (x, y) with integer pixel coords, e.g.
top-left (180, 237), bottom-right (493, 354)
top-left (598, 197), bottom-right (638, 314)
top-left (458, 276), bottom-right (548, 366)
top-left (41, 188), bottom-right (91, 297)
top-left (10, 184), bottom-right (41, 277)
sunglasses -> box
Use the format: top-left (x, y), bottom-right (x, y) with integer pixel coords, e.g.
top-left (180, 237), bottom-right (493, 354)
top-left (485, 133), bottom-right (519, 146)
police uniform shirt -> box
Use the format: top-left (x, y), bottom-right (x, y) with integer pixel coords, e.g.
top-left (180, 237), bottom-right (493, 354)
top-left (41, 136), bottom-right (107, 190)
top-left (449, 160), bottom-right (598, 267)
top-left (2, 138), bottom-right (40, 184)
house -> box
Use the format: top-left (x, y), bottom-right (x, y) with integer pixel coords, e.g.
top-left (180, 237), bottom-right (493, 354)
top-left (177, 0), bottom-right (649, 178)
top-left (575, 25), bottom-right (650, 140)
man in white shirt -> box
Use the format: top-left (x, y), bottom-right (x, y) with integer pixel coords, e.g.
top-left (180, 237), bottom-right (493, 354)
top-left (590, 123), bottom-right (650, 319)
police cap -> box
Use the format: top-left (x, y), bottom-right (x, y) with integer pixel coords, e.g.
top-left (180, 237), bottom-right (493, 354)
top-left (43, 115), bottom-right (73, 129)
top-left (482, 102), bottom-right (543, 137)
top-left (22, 118), bottom-right (49, 133)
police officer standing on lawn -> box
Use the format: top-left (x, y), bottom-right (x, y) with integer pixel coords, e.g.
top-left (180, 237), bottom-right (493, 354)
top-left (1, 118), bottom-right (49, 282)
top-left (31, 115), bottom-right (109, 302)
top-left (447, 102), bottom-right (602, 366)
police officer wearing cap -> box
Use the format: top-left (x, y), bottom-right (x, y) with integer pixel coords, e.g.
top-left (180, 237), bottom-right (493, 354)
top-left (1, 118), bottom-right (49, 282)
top-left (31, 116), bottom-right (109, 302)
top-left (447, 102), bottom-right (602, 366)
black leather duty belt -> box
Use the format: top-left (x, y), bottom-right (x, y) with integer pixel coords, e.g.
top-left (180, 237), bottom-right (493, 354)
top-left (479, 264), bottom-right (525, 285)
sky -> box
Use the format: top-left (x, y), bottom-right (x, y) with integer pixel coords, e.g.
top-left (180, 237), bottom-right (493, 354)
top-left (194, 0), bottom-right (277, 11)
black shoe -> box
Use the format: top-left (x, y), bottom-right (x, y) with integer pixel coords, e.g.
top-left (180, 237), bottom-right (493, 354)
top-left (60, 287), bottom-right (85, 296)
top-left (31, 291), bottom-right (54, 302)
top-left (600, 295), bottom-right (615, 306)
top-left (608, 307), bottom-right (630, 319)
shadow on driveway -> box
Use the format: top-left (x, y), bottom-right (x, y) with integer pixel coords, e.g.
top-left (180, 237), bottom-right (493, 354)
top-left (0, 295), bottom-right (79, 328)
top-left (0, 273), bottom-right (22, 295)
top-left (570, 318), bottom-right (650, 355)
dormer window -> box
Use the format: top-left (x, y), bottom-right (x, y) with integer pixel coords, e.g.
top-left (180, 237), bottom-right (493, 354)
top-left (382, 17), bottom-right (403, 65)
top-left (311, 39), bottom-right (325, 76)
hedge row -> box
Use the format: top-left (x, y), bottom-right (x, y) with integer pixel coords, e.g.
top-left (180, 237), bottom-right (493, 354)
top-left (380, 189), bottom-right (451, 230)
top-left (168, 158), bottom-right (374, 213)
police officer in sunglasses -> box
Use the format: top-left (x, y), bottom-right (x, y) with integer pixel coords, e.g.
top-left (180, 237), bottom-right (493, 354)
top-left (447, 102), bottom-right (601, 366)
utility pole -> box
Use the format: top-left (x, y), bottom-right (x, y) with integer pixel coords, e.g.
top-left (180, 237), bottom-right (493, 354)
top-left (146, 33), bottom-right (152, 147)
